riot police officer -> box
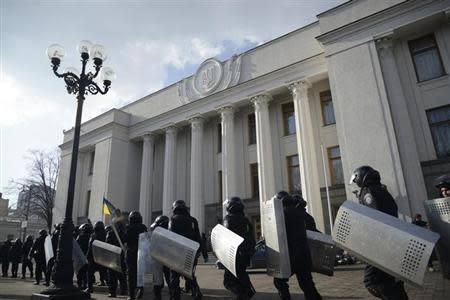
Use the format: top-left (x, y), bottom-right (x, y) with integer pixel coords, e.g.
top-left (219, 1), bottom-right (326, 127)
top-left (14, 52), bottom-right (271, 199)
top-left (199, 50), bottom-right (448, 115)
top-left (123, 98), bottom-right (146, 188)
top-left (45, 223), bottom-right (61, 286)
top-left (1, 236), bottom-right (12, 277)
top-left (21, 235), bottom-right (34, 279)
top-left (86, 221), bottom-right (107, 292)
top-left (124, 211), bottom-right (148, 300)
top-left (30, 229), bottom-right (48, 285)
top-left (149, 215), bottom-right (171, 300)
top-left (223, 197), bottom-right (256, 300)
top-left (105, 225), bottom-right (127, 297)
top-left (434, 174), bottom-right (450, 278)
top-left (292, 194), bottom-right (320, 232)
top-left (350, 166), bottom-right (408, 300)
top-left (435, 174), bottom-right (450, 198)
top-left (9, 238), bottom-right (23, 278)
top-left (274, 191), bottom-right (322, 300)
top-left (77, 223), bottom-right (93, 290)
top-left (169, 200), bottom-right (205, 300)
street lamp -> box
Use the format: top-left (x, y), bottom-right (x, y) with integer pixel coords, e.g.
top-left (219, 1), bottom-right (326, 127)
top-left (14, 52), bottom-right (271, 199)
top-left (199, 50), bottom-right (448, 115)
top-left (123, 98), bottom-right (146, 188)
top-left (33, 41), bottom-right (115, 299)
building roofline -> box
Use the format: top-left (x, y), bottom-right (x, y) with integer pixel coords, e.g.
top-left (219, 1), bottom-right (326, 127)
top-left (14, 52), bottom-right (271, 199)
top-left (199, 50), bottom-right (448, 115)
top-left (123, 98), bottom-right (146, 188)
top-left (316, 0), bottom-right (353, 18)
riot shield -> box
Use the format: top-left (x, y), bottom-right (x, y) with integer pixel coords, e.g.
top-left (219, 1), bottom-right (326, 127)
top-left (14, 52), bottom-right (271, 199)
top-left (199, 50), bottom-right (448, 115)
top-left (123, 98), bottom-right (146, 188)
top-left (261, 196), bottom-right (291, 278)
top-left (211, 224), bottom-right (244, 277)
top-left (307, 230), bottom-right (336, 276)
top-left (333, 200), bottom-right (440, 286)
top-left (149, 227), bottom-right (199, 279)
top-left (137, 232), bottom-right (163, 287)
top-left (423, 197), bottom-right (450, 278)
top-left (72, 238), bottom-right (88, 273)
top-left (44, 235), bottom-right (54, 265)
top-left (92, 240), bottom-right (122, 273)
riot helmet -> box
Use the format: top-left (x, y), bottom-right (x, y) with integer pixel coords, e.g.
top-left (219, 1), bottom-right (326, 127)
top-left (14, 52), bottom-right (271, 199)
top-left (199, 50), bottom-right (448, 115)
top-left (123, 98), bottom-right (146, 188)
top-left (39, 229), bottom-right (47, 237)
top-left (105, 225), bottom-right (113, 233)
top-left (292, 194), bottom-right (307, 208)
top-left (80, 223), bottom-right (93, 235)
top-left (129, 211), bottom-right (143, 224)
top-left (226, 197), bottom-right (244, 214)
top-left (435, 174), bottom-right (450, 197)
top-left (26, 235), bottom-right (33, 242)
top-left (172, 200), bottom-right (188, 213)
top-left (276, 190), bottom-right (294, 207)
top-left (94, 221), bottom-right (105, 231)
top-left (151, 215), bottom-right (169, 230)
top-left (349, 165), bottom-right (380, 188)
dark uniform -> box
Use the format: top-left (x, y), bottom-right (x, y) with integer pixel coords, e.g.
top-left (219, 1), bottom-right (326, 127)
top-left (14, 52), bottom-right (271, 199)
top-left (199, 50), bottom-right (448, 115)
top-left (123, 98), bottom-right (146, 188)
top-left (105, 225), bottom-right (127, 297)
top-left (86, 221), bottom-right (107, 292)
top-left (21, 235), bottom-right (34, 279)
top-left (169, 200), bottom-right (206, 300)
top-left (434, 175), bottom-right (450, 279)
top-left (30, 230), bottom-right (48, 285)
top-left (149, 215), bottom-right (171, 300)
top-left (1, 238), bottom-right (12, 277)
top-left (77, 223), bottom-right (92, 290)
top-left (223, 197), bottom-right (256, 300)
top-left (45, 224), bottom-right (61, 286)
top-left (124, 211), bottom-right (147, 300)
top-left (273, 191), bottom-right (322, 300)
top-left (292, 194), bottom-right (320, 232)
top-left (351, 166), bottom-right (408, 300)
top-left (9, 238), bottom-right (23, 278)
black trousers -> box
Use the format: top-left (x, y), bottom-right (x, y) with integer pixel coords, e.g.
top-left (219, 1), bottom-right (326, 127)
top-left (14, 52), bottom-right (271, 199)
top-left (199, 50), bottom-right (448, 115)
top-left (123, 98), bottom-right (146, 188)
top-left (34, 258), bottom-right (47, 284)
top-left (273, 262), bottom-right (321, 300)
top-left (153, 266), bottom-right (171, 298)
top-left (1, 260), bottom-right (9, 276)
top-left (223, 254), bottom-right (253, 297)
top-left (46, 258), bottom-right (55, 284)
top-left (87, 262), bottom-right (107, 289)
top-left (364, 265), bottom-right (408, 300)
top-left (22, 257), bottom-right (33, 278)
top-left (127, 253), bottom-right (138, 298)
top-left (170, 269), bottom-right (201, 300)
top-left (77, 265), bottom-right (88, 289)
top-left (11, 260), bottom-right (20, 277)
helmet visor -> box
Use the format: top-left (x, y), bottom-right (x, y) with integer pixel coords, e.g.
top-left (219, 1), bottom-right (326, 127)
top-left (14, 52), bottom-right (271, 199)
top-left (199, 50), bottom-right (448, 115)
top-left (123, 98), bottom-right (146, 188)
top-left (349, 173), bottom-right (357, 185)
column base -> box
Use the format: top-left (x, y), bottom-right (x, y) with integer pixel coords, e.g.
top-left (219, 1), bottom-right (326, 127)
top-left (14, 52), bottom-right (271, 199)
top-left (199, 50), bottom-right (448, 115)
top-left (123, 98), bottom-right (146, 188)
top-left (31, 285), bottom-right (90, 300)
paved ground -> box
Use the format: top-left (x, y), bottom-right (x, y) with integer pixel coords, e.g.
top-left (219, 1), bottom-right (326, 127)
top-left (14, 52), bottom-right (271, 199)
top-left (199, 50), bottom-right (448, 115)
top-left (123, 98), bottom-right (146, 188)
top-left (0, 263), bottom-right (448, 299)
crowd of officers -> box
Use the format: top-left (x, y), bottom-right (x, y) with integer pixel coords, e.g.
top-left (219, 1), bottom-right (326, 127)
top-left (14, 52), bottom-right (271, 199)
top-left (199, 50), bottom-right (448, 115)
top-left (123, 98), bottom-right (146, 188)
top-left (0, 166), bottom-right (449, 300)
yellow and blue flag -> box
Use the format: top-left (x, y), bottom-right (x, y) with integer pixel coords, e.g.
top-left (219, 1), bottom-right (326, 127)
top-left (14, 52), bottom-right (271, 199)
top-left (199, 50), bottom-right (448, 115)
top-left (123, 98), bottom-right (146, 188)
top-left (102, 197), bottom-right (116, 216)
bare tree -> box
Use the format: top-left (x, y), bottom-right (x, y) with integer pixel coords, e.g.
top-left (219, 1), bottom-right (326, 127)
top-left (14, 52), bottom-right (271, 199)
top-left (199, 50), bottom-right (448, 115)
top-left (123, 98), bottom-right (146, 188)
top-left (9, 149), bottom-right (60, 231)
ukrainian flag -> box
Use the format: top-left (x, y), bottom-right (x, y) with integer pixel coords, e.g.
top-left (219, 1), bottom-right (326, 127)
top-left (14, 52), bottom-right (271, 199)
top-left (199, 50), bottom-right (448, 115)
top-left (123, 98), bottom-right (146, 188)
top-left (102, 197), bottom-right (116, 215)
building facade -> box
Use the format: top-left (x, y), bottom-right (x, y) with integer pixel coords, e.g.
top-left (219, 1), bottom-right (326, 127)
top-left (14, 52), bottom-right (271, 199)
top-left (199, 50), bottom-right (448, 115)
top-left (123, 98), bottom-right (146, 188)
top-left (53, 0), bottom-right (450, 237)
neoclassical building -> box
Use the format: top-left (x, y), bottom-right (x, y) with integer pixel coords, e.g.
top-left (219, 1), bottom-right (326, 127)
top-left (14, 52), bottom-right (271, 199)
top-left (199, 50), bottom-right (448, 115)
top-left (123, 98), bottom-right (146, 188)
top-left (54, 0), bottom-right (450, 237)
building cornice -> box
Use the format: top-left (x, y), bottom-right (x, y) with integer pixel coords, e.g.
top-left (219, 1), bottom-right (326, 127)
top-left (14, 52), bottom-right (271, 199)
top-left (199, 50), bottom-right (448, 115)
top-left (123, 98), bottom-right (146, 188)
top-left (316, 0), bottom-right (450, 46)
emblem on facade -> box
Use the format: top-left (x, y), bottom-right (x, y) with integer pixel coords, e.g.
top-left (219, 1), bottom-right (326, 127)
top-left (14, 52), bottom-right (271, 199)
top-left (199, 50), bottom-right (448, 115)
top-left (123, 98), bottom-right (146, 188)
top-left (178, 55), bottom-right (242, 104)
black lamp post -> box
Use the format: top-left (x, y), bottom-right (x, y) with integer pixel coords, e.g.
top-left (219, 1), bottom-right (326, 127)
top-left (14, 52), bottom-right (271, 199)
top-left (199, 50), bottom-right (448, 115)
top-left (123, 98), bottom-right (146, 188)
top-left (32, 41), bottom-right (115, 299)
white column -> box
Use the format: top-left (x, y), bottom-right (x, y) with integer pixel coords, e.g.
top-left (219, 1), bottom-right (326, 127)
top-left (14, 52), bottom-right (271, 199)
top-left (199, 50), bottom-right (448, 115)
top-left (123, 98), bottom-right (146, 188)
top-left (139, 133), bottom-right (155, 225)
top-left (251, 94), bottom-right (276, 211)
top-left (218, 106), bottom-right (237, 216)
top-left (289, 81), bottom-right (326, 232)
top-left (189, 116), bottom-right (205, 233)
top-left (162, 125), bottom-right (178, 216)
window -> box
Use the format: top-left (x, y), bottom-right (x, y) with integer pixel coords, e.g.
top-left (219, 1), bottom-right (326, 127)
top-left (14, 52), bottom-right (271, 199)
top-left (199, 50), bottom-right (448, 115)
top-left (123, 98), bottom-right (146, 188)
top-left (287, 155), bottom-right (301, 193)
top-left (320, 90), bottom-right (336, 126)
top-left (427, 105), bottom-right (450, 158)
top-left (218, 171), bottom-right (223, 203)
top-left (248, 113), bottom-right (257, 145)
top-left (409, 34), bottom-right (446, 82)
top-left (328, 146), bottom-right (344, 185)
top-left (88, 151), bottom-right (95, 175)
top-left (282, 102), bottom-right (296, 136)
top-left (85, 190), bottom-right (91, 216)
top-left (217, 123), bottom-right (222, 153)
top-left (250, 163), bottom-right (259, 198)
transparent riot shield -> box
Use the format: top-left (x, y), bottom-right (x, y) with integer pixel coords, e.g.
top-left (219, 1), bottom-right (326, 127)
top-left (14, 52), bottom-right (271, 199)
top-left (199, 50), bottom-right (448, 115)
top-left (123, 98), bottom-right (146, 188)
top-left (137, 232), bottom-right (163, 287)
top-left (423, 197), bottom-right (450, 278)
top-left (211, 224), bottom-right (244, 277)
top-left (44, 235), bottom-right (54, 265)
top-left (333, 200), bottom-right (440, 286)
top-left (149, 227), bottom-right (199, 279)
top-left (261, 196), bottom-right (291, 278)
top-left (307, 230), bottom-right (336, 276)
top-left (92, 240), bottom-right (122, 273)
top-left (72, 238), bottom-right (88, 273)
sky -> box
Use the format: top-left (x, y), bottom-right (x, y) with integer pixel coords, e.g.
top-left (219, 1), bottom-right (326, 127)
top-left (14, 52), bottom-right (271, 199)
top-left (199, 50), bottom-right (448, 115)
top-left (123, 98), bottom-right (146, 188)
top-left (0, 0), bottom-right (345, 206)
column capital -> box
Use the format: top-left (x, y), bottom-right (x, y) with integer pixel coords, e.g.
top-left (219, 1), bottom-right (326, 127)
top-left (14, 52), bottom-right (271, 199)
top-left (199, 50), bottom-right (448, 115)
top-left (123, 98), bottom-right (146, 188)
top-left (375, 32), bottom-right (395, 58)
top-left (217, 106), bottom-right (234, 115)
top-left (288, 80), bottom-right (311, 98)
top-left (164, 124), bottom-right (178, 134)
top-left (189, 115), bottom-right (205, 132)
top-left (141, 132), bottom-right (155, 142)
top-left (250, 94), bottom-right (271, 111)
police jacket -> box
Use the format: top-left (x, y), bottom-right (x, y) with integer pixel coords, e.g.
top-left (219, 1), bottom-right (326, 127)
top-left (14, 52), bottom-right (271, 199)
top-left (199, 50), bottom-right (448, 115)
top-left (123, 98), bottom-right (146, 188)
top-left (224, 212), bottom-right (255, 257)
top-left (76, 231), bottom-right (90, 255)
top-left (87, 229), bottom-right (106, 262)
top-left (30, 236), bottom-right (46, 262)
top-left (51, 232), bottom-right (60, 254)
top-left (284, 203), bottom-right (312, 271)
top-left (124, 223), bottom-right (147, 255)
top-left (106, 230), bottom-right (120, 247)
top-left (170, 209), bottom-right (207, 259)
top-left (297, 206), bottom-right (320, 232)
top-left (0, 240), bottom-right (12, 262)
top-left (358, 184), bottom-right (398, 217)
top-left (9, 240), bottom-right (22, 263)
top-left (22, 239), bottom-right (33, 260)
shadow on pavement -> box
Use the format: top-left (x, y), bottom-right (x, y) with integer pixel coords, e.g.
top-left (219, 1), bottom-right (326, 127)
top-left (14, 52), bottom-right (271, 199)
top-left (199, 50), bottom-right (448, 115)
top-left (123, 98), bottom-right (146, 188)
top-left (0, 294), bottom-right (31, 300)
